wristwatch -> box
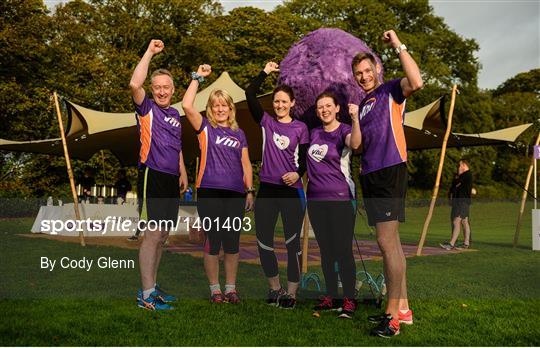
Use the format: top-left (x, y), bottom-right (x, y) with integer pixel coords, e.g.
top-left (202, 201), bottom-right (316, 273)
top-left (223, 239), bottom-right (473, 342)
top-left (395, 43), bottom-right (407, 55)
top-left (245, 187), bottom-right (256, 195)
top-left (191, 71), bottom-right (205, 83)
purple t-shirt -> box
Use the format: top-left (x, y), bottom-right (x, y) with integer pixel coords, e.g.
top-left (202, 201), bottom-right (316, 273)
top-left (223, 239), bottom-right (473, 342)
top-left (259, 112), bottom-right (309, 189)
top-left (196, 117), bottom-right (248, 193)
top-left (358, 79), bottom-right (407, 175)
top-left (135, 95), bottom-right (182, 176)
top-left (307, 123), bottom-right (355, 201)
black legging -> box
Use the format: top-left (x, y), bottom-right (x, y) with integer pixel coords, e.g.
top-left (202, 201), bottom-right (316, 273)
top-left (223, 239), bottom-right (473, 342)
top-left (197, 188), bottom-right (245, 255)
top-left (307, 200), bottom-right (356, 298)
top-left (255, 182), bottom-right (305, 283)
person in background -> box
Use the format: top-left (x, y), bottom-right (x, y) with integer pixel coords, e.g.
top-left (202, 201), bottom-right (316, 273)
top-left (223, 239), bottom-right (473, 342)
top-left (79, 168), bottom-right (95, 202)
top-left (440, 159), bottom-right (473, 250)
top-left (115, 169), bottom-right (132, 202)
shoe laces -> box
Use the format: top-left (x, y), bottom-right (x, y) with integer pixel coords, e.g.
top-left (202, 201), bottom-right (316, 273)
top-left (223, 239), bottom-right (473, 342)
top-left (319, 295), bottom-right (333, 308)
top-left (148, 291), bottom-right (166, 303)
top-left (380, 314), bottom-right (400, 331)
top-left (390, 318), bottom-right (400, 331)
top-left (226, 290), bottom-right (239, 299)
top-left (342, 297), bottom-right (356, 312)
top-left (269, 287), bottom-right (285, 299)
top-left (399, 309), bottom-right (411, 318)
top-left (211, 291), bottom-right (224, 302)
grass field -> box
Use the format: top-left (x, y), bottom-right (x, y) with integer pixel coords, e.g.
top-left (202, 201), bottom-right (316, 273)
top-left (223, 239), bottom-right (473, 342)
top-left (0, 201), bottom-right (539, 346)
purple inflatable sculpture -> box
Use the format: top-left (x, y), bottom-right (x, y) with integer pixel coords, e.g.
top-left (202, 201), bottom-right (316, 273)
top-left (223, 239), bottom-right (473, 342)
top-left (278, 28), bottom-right (383, 129)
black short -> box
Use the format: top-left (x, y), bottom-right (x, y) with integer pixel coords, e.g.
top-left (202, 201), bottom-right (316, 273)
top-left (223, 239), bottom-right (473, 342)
top-left (451, 200), bottom-right (470, 219)
top-left (137, 165), bottom-right (180, 227)
top-left (360, 162), bottom-right (407, 226)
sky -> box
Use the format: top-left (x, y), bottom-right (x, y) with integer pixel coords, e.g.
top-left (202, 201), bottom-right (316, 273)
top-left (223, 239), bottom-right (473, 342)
top-left (43, 0), bottom-right (539, 90)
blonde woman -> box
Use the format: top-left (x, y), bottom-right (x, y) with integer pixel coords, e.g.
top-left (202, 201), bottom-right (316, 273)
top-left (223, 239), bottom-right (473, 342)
top-left (182, 64), bottom-right (254, 303)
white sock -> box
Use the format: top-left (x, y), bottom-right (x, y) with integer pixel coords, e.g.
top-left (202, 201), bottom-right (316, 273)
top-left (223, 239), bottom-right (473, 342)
top-left (143, 287), bottom-right (155, 300)
top-left (224, 284), bottom-right (236, 294)
top-left (400, 308), bottom-right (410, 314)
top-left (210, 284), bottom-right (221, 294)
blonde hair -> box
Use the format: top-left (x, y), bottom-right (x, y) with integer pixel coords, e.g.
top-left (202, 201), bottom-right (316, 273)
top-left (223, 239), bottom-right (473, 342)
top-left (206, 89), bottom-right (239, 131)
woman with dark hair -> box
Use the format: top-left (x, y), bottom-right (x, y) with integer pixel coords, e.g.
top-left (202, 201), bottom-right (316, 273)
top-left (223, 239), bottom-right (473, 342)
top-left (307, 92), bottom-right (361, 319)
top-left (183, 64), bottom-right (255, 304)
top-left (245, 62), bottom-right (309, 309)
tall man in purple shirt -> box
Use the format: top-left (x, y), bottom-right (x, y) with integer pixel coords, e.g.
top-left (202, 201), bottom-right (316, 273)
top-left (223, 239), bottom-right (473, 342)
top-left (130, 39), bottom-right (188, 311)
top-left (349, 30), bottom-right (423, 337)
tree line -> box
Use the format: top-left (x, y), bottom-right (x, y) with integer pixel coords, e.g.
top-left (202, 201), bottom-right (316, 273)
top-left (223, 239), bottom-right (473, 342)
top-left (0, 0), bottom-right (538, 199)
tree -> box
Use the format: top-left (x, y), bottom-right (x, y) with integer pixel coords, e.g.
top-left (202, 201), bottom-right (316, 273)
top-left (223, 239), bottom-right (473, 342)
top-left (490, 69), bottom-right (540, 190)
top-left (181, 6), bottom-right (303, 91)
top-left (3, 0), bottom-right (527, 199)
top-left (0, 0), bottom-right (55, 140)
top-left (494, 69), bottom-right (540, 97)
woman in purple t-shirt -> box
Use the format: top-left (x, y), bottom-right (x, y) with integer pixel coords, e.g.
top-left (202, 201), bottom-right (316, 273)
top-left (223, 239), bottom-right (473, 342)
top-left (245, 62), bottom-right (309, 308)
top-left (307, 92), bottom-right (361, 319)
top-left (182, 64), bottom-right (255, 304)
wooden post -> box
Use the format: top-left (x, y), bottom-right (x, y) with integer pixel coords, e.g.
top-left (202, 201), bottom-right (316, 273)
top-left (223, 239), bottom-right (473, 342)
top-left (53, 92), bottom-right (86, 247)
top-left (514, 132), bottom-right (540, 247)
top-left (416, 84), bottom-right (458, 256)
top-left (100, 150), bottom-right (107, 184)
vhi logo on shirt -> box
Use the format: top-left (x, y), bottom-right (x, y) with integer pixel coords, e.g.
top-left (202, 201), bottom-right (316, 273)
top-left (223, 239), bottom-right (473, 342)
top-left (273, 132), bottom-right (290, 150)
top-left (164, 116), bottom-right (180, 128)
top-left (216, 135), bottom-right (240, 148)
top-left (308, 144), bottom-right (328, 162)
top-left (359, 97), bottom-right (377, 120)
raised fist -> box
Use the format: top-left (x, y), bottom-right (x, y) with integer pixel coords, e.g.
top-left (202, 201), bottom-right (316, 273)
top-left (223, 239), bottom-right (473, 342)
top-left (382, 30), bottom-right (401, 49)
top-left (197, 64), bottom-right (212, 78)
top-left (263, 61), bottom-right (280, 75)
top-left (348, 103), bottom-right (359, 121)
top-left (147, 39), bottom-right (164, 55)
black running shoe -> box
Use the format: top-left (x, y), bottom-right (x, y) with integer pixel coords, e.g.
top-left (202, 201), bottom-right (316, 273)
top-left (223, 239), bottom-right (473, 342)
top-left (338, 297), bottom-right (357, 319)
top-left (370, 314), bottom-right (400, 338)
top-left (278, 294), bottom-right (297, 309)
top-left (266, 287), bottom-right (286, 306)
top-left (368, 313), bottom-right (387, 323)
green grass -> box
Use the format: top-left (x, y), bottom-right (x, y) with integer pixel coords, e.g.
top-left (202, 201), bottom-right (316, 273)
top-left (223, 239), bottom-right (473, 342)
top-left (0, 201), bottom-right (539, 346)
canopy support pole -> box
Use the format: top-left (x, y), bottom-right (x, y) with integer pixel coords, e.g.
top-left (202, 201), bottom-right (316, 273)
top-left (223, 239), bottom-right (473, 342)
top-left (54, 92), bottom-right (85, 246)
top-left (301, 173), bottom-right (309, 274)
top-left (514, 132), bottom-right (540, 247)
top-left (417, 84), bottom-right (458, 256)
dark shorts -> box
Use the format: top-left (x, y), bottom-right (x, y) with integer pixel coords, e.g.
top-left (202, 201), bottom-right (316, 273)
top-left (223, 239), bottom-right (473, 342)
top-left (137, 165), bottom-right (180, 228)
top-left (451, 200), bottom-right (470, 219)
top-left (360, 162), bottom-right (407, 227)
